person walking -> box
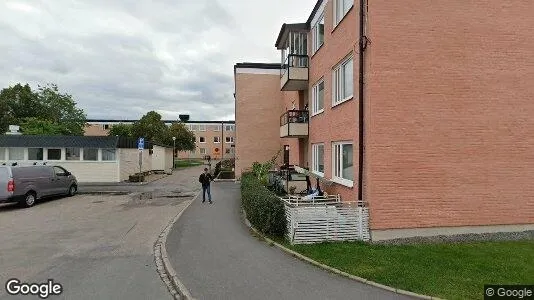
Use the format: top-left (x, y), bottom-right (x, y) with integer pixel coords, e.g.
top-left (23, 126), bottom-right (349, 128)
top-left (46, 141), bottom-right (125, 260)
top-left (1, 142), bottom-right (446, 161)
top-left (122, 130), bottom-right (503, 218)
top-left (199, 168), bottom-right (214, 204)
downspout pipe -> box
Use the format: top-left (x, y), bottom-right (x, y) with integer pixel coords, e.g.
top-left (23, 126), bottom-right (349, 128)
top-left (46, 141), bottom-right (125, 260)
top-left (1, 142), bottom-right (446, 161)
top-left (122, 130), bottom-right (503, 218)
top-left (358, 0), bottom-right (366, 201)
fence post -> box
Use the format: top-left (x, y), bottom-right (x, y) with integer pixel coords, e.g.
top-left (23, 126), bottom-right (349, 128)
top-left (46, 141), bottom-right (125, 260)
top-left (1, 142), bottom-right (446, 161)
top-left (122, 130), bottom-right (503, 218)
top-left (358, 206), bottom-right (363, 240)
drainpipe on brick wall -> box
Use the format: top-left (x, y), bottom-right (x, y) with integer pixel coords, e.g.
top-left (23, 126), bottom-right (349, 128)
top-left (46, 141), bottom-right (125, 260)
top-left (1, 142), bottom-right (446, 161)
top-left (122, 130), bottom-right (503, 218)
top-left (358, 0), bottom-right (367, 201)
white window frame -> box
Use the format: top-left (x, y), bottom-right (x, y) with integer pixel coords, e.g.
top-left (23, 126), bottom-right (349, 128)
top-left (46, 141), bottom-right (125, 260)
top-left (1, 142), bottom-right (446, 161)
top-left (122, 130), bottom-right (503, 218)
top-left (332, 141), bottom-right (354, 187)
top-left (8, 148), bottom-right (24, 160)
top-left (312, 78), bottom-right (325, 116)
top-left (225, 125), bottom-right (234, 132)
top-left (311, 143), bottom-right (325, 177)
top-left (332, 54), bottom-right (354, 106)
top-left (199, 148), bottom-right (206, 155)
top-left (214, 136), bottom-right (221, 143)
top-left (214, 125), bottom-right (221, 132)
top-left (312, 14), bottom-right (325, 54)
top-left (199, 137), bottom-right (206, 143)
top-left (225, 136), bottom-right (234, 143)
top-left (198, 124), bottom-right (206, 132)
top-left (333, 0), bottom-right (353, 27)
top-left (28, 148), bottom-right (44, 161)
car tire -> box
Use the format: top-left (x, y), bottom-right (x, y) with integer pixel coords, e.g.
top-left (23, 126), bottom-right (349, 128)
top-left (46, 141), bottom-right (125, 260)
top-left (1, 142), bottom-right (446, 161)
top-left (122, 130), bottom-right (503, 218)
top-left (68, 185), bottom-right (77, 197)
top-left (20, 192), bottom-right (36, 208)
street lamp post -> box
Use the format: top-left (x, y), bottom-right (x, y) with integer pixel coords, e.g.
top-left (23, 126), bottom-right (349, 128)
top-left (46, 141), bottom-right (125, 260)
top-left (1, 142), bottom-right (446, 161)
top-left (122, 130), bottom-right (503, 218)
top-left (172, 136), bottom-right (176, 169)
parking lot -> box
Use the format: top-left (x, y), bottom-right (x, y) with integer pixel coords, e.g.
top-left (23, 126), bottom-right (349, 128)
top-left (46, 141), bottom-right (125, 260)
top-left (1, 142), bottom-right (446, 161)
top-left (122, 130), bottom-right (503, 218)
top-left (0, 166), bottom-right (203, 300)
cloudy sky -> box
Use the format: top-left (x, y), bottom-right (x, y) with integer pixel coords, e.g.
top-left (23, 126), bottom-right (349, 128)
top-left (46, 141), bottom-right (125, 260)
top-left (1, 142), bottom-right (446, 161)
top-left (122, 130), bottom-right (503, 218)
top-left (0, 0), bottom-right (313, 121)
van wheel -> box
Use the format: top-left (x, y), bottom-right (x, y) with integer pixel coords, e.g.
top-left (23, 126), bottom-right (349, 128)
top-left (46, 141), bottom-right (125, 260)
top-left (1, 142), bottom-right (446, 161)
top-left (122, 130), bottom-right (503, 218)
top-left (20, 192), bottom-right (36, 208)
top-left (68, 185), bottom-right (77, 197)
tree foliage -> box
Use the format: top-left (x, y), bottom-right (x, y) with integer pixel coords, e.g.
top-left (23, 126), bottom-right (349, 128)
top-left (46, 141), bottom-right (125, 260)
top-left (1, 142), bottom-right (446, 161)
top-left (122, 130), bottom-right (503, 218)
top-left (0, 83), bottom-right (86, 135)
top-left (108, 123), bottom-right (133, 137)
top-left (108, 111), bottom-right (196, 151)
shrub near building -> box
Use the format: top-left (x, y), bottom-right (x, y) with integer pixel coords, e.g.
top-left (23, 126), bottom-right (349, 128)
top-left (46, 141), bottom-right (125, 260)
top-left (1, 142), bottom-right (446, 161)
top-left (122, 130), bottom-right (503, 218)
top-left (241, 173), bottom-right (286, 237)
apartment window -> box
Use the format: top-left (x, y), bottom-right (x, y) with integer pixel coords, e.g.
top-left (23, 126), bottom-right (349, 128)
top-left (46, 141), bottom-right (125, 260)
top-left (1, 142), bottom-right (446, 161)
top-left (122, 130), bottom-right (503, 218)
top-left (213, 125), bottom-right (221, 131)
top-left (332, 142), bottom-right (354, 186)
top-left (333, 55), bottom-right (354, 106)
top-left (103, 124), bottom-right (110, 130)
top-left (225, 125), bottom-right (234, 132)
top-left (214, 136), bottom-right (221, 143)
top-left (312, 14), bottom-right (325, 53)
top-left (199, 148), bottom-right (206, 155)
top-left (334, 0), bottom-right (353, 26)
top-left (8, 148), bottom-right (24, 160)
top-left (199, 137), bottom-right (206, 143)
top-left (198, 124), bottom-right (206, 131)
top-left (66, 148), bottom-right (80, 161)
top-left (225, 136), bottom-right (234, 143)
top-left (83, 148), bottom-right (98, 161)
top-left (312, 79), bottom-right (325, 115)
top-left (311, 144), bottom-right (325, 176)
top-left (47, 149), bottom-right (62, 160)
top-left (102, 149), bottom-right (116, 161)
top-left (28, 148), bottom-right (44, 160)
top-left (191, 125), bottom-right (198, 131)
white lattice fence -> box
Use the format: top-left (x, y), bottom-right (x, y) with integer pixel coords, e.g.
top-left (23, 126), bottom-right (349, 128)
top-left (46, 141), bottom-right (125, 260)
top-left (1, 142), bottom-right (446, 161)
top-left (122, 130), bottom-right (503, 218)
top-left (282, 197), bottom-right (370, 244)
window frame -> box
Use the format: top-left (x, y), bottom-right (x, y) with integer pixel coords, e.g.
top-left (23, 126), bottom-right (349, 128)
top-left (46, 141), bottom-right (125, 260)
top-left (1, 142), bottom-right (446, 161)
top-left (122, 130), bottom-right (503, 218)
top-left (101, 149), bottom-right (117, 161)
top-left (225, 136), bottom-right (234, 144)
top-left (65, 148), bottom-right (81, 161)
top-left (47, 148), bottom-right (62, 161)
top-left (199, 137), bottom-right (206, 143)
top-left (198, 124), bottom-right (207, 132)
top-left (199, 148), bottom-right (206, 155)
top-left (312, 13), bottom-right (325, 54)
top-left (332, 141), bottom-right (354, 187)
top-left (8, 148), bottom-right (24, 160)
top-left (311, 78), bottom-right (325, 116)
top-left (332, 54), bottom-right (354, 107)
top-left (213, 125), bottom-right (221, 132)
top-left (83, 148), bottom-right (99, 161)
top-left (213, 136), bottom-right (221, 143)
top-left (28, 148), bottom-right (44, 161)
top-left (333, 0), bottom-right (354, 28)
top-left (225, 125), bottom-right (234, 132)
top-left (311, 143), bottom-right (325, 177)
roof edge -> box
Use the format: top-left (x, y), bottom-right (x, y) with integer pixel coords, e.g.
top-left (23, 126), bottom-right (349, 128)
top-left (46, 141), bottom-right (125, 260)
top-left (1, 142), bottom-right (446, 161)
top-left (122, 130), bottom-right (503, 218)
top-left (234, 63), bottom-right (281, 70)
top-left (306, 0), bottom-right (324, 27)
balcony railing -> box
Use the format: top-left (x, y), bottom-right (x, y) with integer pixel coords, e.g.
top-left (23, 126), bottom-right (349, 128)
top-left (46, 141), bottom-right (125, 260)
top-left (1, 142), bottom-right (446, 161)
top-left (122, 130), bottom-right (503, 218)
top-left (280, 54), bottom-right (309, 78)
top-left (280, 110), bottom-right (309, 126)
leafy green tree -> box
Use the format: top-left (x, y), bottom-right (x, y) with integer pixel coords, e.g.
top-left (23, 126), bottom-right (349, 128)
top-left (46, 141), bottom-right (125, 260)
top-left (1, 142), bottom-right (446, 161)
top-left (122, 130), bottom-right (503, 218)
top-left (108, 123), bottom-right (133, 137)
top-left (165, 122), bottom-right (196, 151)
top-left (131, 111), bottom-right (168, 143)
top-left (0, 83), bottom-right (86, 135)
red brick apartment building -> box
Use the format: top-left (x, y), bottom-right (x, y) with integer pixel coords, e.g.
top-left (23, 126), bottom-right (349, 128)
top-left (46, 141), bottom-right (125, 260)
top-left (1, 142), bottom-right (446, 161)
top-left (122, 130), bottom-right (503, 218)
top-left (234, 0), bottom-right (534, 241)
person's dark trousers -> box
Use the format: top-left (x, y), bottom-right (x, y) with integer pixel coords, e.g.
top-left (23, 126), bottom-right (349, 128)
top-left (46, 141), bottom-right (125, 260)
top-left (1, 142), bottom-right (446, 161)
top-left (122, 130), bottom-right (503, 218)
top-left (202, 184), bottom-right (212, 203)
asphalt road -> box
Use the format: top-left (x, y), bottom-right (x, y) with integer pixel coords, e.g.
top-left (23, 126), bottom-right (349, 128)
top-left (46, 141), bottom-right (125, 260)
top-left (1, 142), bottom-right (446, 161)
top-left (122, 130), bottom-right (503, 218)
top-left (166, 182), bottom-right (413, 300)
top-left (0, 166), bottom-right (203, 300)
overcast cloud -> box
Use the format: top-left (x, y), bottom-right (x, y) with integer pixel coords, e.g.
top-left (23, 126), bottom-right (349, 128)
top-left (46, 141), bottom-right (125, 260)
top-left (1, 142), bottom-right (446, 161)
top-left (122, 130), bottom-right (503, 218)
top-left (0, 0), bottom-right (313, 121)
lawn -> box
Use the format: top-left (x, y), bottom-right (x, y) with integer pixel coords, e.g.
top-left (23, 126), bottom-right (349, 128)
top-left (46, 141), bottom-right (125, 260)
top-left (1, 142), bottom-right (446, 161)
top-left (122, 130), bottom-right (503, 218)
top-left (174, 159), bottom-right (203, 168)
top-left (281, 240), bottom-right (534, 299)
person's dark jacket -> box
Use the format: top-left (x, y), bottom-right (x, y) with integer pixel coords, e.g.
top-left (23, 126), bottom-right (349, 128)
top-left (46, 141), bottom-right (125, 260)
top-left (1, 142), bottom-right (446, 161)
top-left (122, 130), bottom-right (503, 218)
top-left (199, 173), bottom-right (213, 186)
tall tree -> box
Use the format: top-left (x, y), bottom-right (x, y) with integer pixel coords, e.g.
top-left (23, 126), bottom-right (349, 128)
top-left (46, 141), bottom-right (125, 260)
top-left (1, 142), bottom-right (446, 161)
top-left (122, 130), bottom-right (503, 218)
top-left (0, 83), bottom-right (86, 135)
top-left (108, 123), bottom-right (133, 137)
top-left (166, 122), bottom-right (196, 151)
top-left (131, 111), bottom-right (168, 143)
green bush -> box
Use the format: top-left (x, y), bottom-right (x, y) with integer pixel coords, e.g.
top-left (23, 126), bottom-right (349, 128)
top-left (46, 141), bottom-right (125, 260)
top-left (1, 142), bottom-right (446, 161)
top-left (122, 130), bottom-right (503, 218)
top-left (241, 172), bottom-right (287, 237)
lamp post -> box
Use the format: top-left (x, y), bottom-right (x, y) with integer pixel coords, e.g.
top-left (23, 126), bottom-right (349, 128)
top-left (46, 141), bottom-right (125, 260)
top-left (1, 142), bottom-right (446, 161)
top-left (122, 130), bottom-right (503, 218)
top-left (172, 136), bottom-right (176, 168)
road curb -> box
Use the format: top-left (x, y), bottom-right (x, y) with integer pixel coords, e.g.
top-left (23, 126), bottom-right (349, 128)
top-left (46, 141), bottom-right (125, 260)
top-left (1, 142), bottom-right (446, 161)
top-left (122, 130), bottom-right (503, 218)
top-left (241, 210), bottom-right (443, 300)
top-left (154, 191), bottom-right (200, 300)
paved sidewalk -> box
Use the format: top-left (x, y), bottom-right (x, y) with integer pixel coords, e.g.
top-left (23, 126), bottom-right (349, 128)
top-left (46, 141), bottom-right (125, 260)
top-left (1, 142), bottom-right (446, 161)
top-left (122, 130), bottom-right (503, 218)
top-left (166, 182), bottom-right (412, 300)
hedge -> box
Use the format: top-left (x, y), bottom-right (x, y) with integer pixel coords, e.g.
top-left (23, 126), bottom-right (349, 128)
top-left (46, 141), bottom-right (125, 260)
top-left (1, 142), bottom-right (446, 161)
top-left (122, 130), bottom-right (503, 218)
top-left (241, 172), bottom-right (287, 237)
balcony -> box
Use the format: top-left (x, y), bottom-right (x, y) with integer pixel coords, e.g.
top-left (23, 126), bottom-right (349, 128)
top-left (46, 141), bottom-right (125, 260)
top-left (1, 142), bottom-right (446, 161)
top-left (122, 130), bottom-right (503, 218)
top-left (280, 55), bottom-right (309, 91)
top-left (280, 110), bottom-right (309, 138)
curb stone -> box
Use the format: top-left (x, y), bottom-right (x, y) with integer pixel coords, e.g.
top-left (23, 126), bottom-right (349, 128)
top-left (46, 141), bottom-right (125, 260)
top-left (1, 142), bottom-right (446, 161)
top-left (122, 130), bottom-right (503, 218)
top-left (241, 209), bottom-right (444, 300)
top-left (154, 191), bottom-right (200, 300)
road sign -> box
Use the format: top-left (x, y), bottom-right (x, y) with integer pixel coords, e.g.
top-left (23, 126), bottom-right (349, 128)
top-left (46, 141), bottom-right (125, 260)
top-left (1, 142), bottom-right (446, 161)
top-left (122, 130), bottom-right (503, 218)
top-left (138, 137), bottom-right (145, 150)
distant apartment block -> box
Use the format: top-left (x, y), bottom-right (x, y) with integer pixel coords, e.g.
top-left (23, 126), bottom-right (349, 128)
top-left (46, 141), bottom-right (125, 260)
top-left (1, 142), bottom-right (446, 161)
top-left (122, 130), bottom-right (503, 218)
top-left (234, 0), bottom-right (534, 241)
top-left (84, 120), bottom-right (235, 160)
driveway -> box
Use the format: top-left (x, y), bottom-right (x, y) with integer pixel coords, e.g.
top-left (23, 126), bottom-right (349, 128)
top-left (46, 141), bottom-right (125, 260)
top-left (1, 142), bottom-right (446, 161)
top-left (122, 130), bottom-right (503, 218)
top-left (166, 182), bottom-right (413, 300)
top-left (0, 166), bottom-right (203, 300)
